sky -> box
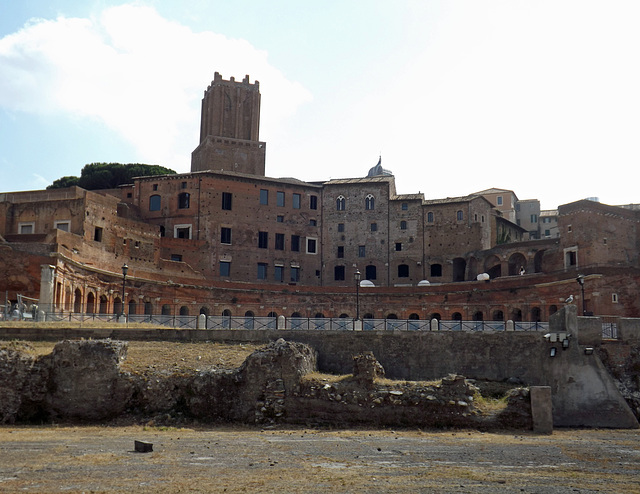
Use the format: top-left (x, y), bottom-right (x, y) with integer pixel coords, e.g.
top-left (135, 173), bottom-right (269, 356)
top-left (1, 1), bottom-right (639, 210)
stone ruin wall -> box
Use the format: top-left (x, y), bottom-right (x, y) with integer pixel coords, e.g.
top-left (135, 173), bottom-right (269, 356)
top-left (0, 338), bottom-right (531, 430)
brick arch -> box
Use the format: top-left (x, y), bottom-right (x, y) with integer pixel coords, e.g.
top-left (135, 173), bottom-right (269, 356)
top-left (484, 255), bottom-right (501, 278)
top-left (508, 252), bottom-right (527, 276)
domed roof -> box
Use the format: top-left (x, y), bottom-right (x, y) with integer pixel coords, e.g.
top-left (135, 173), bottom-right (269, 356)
top-left (367, 157), bottom-right (393, 177)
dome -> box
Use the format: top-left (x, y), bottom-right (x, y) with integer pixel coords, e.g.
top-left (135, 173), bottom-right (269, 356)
top-left (367, 157), bottom-right (393, 177)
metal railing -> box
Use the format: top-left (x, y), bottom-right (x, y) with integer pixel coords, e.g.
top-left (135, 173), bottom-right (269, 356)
top-left (4, 309), bottom-right (554, 333)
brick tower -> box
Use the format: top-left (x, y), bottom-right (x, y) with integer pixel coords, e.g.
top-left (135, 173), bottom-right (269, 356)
top-left (191, 72), bottom-right (266, 175)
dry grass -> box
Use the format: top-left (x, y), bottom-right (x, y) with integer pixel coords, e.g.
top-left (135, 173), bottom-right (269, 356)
top-left (0, 339), bottom-right (262, 373)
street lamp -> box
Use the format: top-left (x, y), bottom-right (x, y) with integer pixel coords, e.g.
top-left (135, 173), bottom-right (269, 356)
top-left (354, 269), bottom-right (361, 321)
top-left (121, 264), bottom-right (128, 319)
top-left (576, 274), bottom-right (586, 315)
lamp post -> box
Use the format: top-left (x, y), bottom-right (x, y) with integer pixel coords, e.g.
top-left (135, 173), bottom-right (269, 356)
top-left (576, 274), bottom-right (586, 315)
top-left (121, 264), bottom-right (128, 319)
top-left (354, 269), bottom-right (361, 321)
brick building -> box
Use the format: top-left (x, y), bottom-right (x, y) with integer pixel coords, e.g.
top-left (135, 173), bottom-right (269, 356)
top-left (1, 73), bottom-right (639, 321)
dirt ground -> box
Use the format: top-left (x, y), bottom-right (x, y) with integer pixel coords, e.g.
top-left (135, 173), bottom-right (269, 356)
top-left (0, 426), bottom-right (638, 493)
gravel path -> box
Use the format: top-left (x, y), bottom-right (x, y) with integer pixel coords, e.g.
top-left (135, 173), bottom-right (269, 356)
top-left (0, 426), bottom-right (638, 493)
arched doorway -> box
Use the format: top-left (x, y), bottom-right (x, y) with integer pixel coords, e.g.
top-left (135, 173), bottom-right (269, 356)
top-left (484, 255), bottom-right (501, 279)
top-left (452, 258), bottom-right (466, 282)
top-left (534, 250), bottom-right (546, 273)
top-left (99, 295), bottom-right (108, 314)
top-left (86, 292), bottom-right (95, 314)
top-left (508, 253), bottom-right (527, 276)
top-left (74, 288), bottom-right (82, 313)
top-left (531, 307), bottom-right (542, 322)
top-left (113, 297), bottom-right (122, 315)
top-left (128, 299), bottom-right (136, 315)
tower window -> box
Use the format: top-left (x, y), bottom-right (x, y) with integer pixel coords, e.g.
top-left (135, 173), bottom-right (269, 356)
top-left (178, 192), bottom-right (190, 209)
top-left (336, 195), bottom-right (345, 211)
top-left (365, 194), bottom-right (375, 210)
top-left (149, 195), bottom-right (161, 211)
top-left (222, 192), bottom-right (232, 210)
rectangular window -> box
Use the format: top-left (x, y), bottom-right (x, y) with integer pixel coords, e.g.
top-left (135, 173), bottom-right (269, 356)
top-left (220, 261), bottom-right (230, 277)
top-left (310, 195), bottom-right (318, 210)
top-left (358, 245), bottom-right (365, 257)
top-left (290, 266), bottom-right (300, 283)
top-left (149, 195), bottom-right (161, 211)
top-left (257, 263), bottom-right (267, 280)
top-left (171, 254), bottom-right (183, 262)
top-left (277, 215), bottom-right (284, 223)
top-left (277, 191), bottom-right (285, 207)
top-left (175, 225), bottom-right (191, 239)
top-left (370, 223), bottom-right (377, 232)
top-left (94, 226), bottom-right (103, 242)
top-left (530, 214), bottom-right (538, 223)
top-left (497, 196), bottom-right (503, 206)
top-left (545, 229), bottom-right (551, 237)
top-left (275, 233), bottom-right (285, 250)
top-left (19, 222), bottom-right (35, 234)
top-left (221, 227), bottom-right (232, 244)
top-left (306, 237), bottom-right (317, 254)
top-left (274, 265), bottom-right (284, 282)
top-left (54, 221), bottom-right (70, 232)
top-left (293, 193), bottom-right (301, 209)
top-left (309, 219), bottom-right (317, 226)
top-left (178, 192), bottom-right (190, 209)
top-left (291, 235), bottom-right (300, 252)
top-left (181, 181), bottom-right (187, 189)
top-left (402, 203), bottom-right (408, 210)
top-left (259, 189), bottom-right (269, 205)
top-left (153, 184), bottom-right (158, 191)
top-left (337, 246), bottom-right (344, 258)
top-left (395, 242), bottom-right (402, 251)
top-left (258, 231), bottom-right (268, 249)
top-left (338, 223), bottom-right (344, 232)
top-left (222, 192), bottom-right (232, 210)
top-left (334, 265), bottom-right (345, 281)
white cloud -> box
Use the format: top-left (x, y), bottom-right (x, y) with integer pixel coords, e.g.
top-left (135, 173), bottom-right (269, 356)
top-left (0, 4), bottom-right (312, 171)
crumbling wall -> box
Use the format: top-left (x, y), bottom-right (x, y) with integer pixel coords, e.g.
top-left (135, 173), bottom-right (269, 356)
top-left (0, 338), bottom-right (532, 429)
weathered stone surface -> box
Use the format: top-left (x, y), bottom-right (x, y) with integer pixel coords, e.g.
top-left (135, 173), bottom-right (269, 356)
top-left (0, 343), bottom-right (49, 424)
top-left (352, 352), bottom-right (385, 387)
top-left (45, 339), bottom-right (133, 421)
top-left (0, 338), bottom-right (533, 429)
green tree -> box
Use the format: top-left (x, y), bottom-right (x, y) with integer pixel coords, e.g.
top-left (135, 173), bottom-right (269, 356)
top-left (47, 163), bottom-right (176, 190)
top-left (48, 176), bottom-right (80, 189)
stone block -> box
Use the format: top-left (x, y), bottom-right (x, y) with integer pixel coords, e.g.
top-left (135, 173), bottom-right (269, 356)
top-left (530, 386), bottom-right (553, 434)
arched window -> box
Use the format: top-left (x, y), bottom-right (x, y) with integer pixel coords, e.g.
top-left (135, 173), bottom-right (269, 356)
top-left (365, 194), bottom-right (375, 210)
top-left (427, 212), bottom-right (434, 223)
top-left (493, 310), bottom-right (504, 321)
top-left (128, 299), bottom-right (136, 315)
top-left (365, 264), bottom-right (377, 280)
top-left (162, 304), bottom-right (172, 315)
top-left (430, 264), bottom-right (442, 277)
top-left (456, 210), bottom-right (463, 221)
top-left (398, 264), bottom-right (409, 278)
top-left (149, 195), bottom-right (161, 211)
top-left (179, 306), bottom-right (189, 316)
top-left (336, 195), bottom-right (345, 211)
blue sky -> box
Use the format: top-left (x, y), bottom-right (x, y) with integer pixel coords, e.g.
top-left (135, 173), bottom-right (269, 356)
top-left (1, 1), bottom-right (639, 210)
